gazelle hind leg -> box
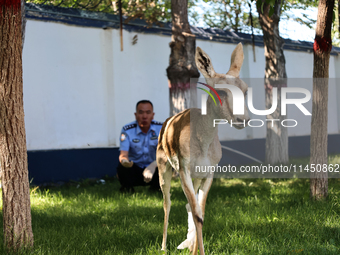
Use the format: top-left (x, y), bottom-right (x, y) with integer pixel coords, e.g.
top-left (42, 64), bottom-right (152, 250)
top-left (179, 171), bottom-right (205, 255)
top-left (158, 158), bottom-right (173, 251)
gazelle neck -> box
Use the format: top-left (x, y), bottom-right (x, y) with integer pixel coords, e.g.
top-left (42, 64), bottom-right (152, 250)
top-left (206, 95), bottom-right (223, 124)
top-left (196, 96), bottom-right (221, 138)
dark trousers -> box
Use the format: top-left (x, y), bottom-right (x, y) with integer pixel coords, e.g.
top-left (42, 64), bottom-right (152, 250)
top-left (117, 162), bottom-right (160, 190)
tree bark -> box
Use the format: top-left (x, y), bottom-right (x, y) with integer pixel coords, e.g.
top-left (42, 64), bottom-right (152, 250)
top-left (167, 0), bottom-right (200, 116)
top-left (310, 0), bottom-right (335, 200)
top-left (0, 0), bottom-right (34, 250)
top-left (257, 0), bottom-right (289, 164)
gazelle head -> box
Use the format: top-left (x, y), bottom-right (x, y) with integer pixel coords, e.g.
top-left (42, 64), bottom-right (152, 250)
top-left (195, 43), bottom-right (250, 129)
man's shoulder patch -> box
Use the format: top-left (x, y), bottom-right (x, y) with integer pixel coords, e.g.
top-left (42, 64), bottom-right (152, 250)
top-left (151, 121), bottom-right (163, 125)
top-left (123, 123), bottom-right (137, 131)
top-left (120, 132), bottom-right (127, 142)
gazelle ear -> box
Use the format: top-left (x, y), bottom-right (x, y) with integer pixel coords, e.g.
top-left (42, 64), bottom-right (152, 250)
top-left (195, 47), bottom-right (216, 79)
top-left (227, 43), bottom-right (244, 77)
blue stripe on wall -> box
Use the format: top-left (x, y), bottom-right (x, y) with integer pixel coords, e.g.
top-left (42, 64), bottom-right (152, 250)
top-left (219, 134), bottom-right (340, 166)
top-left (28, 148), bottom-right (120, 185)
top-left (28, 134), bottom-right (340, 185)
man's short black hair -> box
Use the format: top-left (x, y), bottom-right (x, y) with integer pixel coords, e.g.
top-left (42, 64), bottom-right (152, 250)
top-left (136, 100), bottom-right (153, 111)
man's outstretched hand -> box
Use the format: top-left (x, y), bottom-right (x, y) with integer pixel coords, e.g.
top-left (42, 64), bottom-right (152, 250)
top-left (143, 161), bottom-right (157, 183)
top-left (121, 159), bottom-right (133, 168)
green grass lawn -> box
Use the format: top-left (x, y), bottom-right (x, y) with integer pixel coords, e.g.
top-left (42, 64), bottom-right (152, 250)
top-left (0, 155), bottom-right (340, 254)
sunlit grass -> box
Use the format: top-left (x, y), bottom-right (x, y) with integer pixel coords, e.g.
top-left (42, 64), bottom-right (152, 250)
top-left (329, 154), bottom-right (340, 164)
top-left (0, 155), bottom-right (339, 254)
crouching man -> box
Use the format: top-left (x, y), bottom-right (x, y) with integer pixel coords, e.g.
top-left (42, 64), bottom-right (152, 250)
top-left (117, 100), bottom-right (163, 192)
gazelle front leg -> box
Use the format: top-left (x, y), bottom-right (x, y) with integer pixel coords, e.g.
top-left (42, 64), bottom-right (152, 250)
top-left (177, 179), bottom-right (202, 252)
top-left (198, 177), bottom-right (213, 220)
top-left (179, 170), bottom-right (205, 255)
top-left (191, 178), bottom-right (213, 254)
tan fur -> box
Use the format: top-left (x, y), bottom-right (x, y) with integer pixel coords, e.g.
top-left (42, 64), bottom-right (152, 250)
top-left (157, 43), bottom-right (249, 255)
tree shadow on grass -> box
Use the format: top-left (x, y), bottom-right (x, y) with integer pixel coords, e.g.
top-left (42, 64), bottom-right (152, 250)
top-left (202, 178), bottom-right (340, 254)
top-left (0, 178), bottom-right (339, 254)
top-left (0, 201), bottom-right (191, 254)
top-left (0, 178), bottom-right (197, 254)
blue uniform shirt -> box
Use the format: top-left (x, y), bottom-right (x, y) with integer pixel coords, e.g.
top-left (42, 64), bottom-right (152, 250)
top-left (119, 120), bottom-right (163, 168)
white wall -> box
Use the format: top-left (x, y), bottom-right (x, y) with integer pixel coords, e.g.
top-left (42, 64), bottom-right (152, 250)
top-left (22, 18), bottom-right (340, 150)
top-left (24, 20), bottom-right (109, 150)
top-left (23, 19), bottom-right (171, 150)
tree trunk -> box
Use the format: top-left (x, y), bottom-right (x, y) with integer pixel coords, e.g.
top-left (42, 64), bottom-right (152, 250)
top-left (21, 0), bottom-right (27, 49)
top-left (257, 0), bottom-right (289, 164)
top-left (0, 0), bottom-right (34, 250)
top-left (167, 0), bottom-right (200, 116)
top-left (310, 0), bottom-right (335, 200)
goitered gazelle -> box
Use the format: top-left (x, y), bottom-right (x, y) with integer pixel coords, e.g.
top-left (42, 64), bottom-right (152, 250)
top-left (156, 43), bottom-right (249, 255)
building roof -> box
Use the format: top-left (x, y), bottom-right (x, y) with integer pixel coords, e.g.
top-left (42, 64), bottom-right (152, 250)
top-left (25, 3), bottom-right (340, 56)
